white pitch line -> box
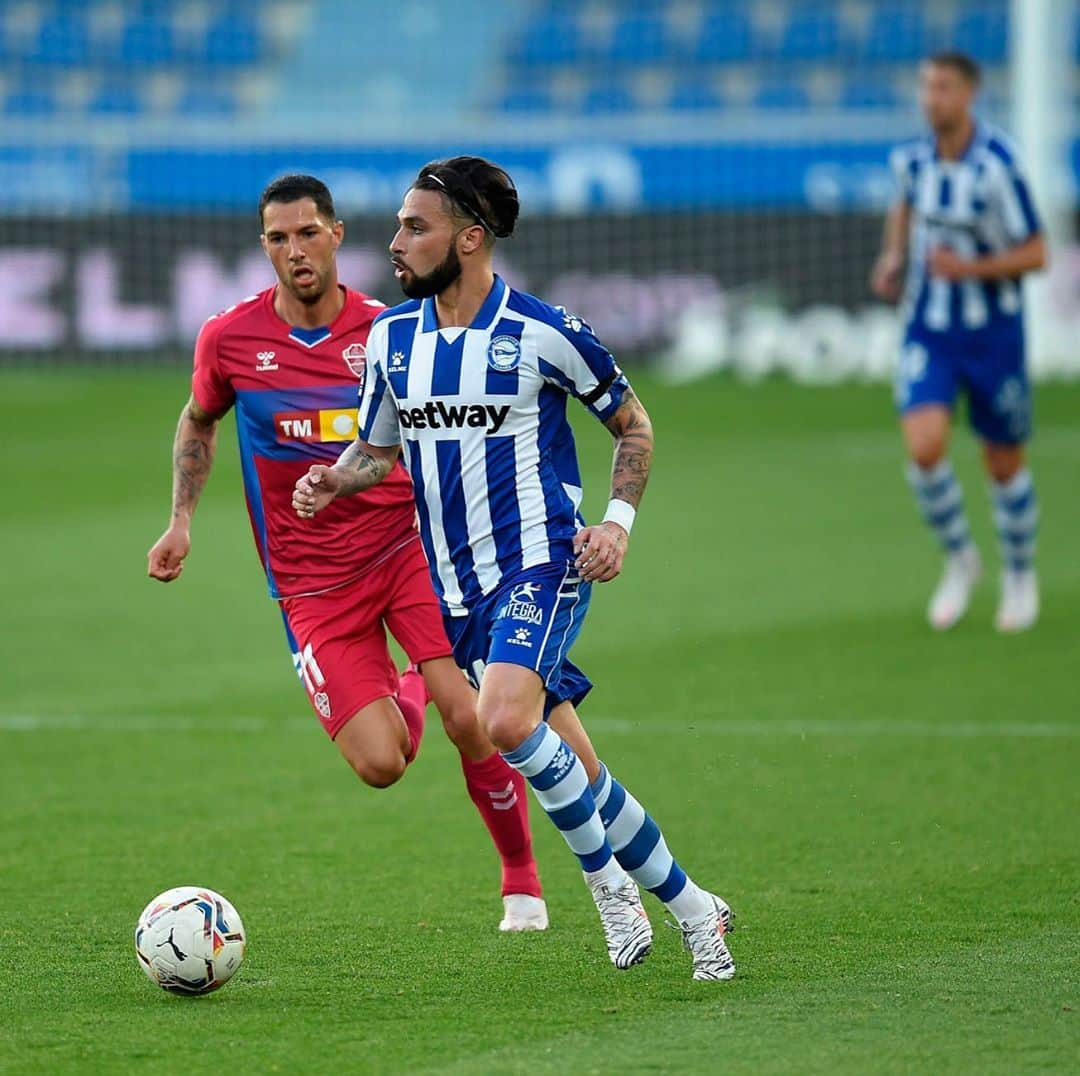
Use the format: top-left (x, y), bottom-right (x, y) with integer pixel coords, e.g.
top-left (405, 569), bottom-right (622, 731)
top-left (1, 714), bottom-right (1078, 739)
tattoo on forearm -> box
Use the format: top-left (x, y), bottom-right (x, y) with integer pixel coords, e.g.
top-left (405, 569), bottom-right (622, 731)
top-left (604, 390), bottom-right (654, 509)
top-left (172, 407), bottom-right (216, 520)
top-left (336, 441), bottom-right (392, 494)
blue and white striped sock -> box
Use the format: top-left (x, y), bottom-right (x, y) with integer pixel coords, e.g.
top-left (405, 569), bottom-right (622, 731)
top-left (991, 468), bottom-right (1038, 572)
top-left (591, 763), bottom-right (711, 924)
top-left (906, 460), bottom-right (972, 554)
top-left (502, 724), bottom-right (617, 878)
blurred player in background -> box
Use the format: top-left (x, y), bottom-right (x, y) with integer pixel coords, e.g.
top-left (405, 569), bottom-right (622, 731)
top-left (293, 157), bottom-right (735, 981)
top-left (147, 175), bottom-right (547, 932)
top-left (872, 52), bottom-right (1046, 632)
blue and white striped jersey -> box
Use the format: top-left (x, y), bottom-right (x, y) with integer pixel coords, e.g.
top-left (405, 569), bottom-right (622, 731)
top-left (358, 275), bottom-right (630, 615)
top-left (891, 121), bottom-right (1042, 334)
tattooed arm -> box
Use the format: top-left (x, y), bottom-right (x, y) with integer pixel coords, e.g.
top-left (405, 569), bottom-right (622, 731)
top-left (147, 395), bottom-right (223, 582)
top-left (292, 438), bottom-right (400, 518)
top-left (573, 387), bottom-right (655, 584)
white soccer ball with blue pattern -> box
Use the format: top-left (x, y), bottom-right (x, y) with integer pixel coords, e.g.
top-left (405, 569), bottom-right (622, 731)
top-left (135, 886), bottom-right (246, 995)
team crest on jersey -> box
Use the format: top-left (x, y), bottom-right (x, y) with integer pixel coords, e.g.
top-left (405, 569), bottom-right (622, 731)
top-left (341, 342), bottom-right (367, 382)
top-left (487, 334), bottom-right (521, 373)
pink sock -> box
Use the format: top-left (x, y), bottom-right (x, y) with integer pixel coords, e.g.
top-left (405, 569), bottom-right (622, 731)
top-left (396, 666), bottom-right (427, 764)
top-left (460, 752), bottom-right (542, 898)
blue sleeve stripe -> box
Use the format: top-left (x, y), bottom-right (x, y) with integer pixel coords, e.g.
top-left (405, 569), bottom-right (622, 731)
top-left (1010, 172), bottom-right (1041, 237)
top-left (357, 371), bottom-right (387, 441)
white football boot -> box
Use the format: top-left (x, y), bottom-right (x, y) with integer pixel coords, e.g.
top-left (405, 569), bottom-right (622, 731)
top-left (995, 569), bottom-right (1039, 633)
top-left (499, 894), bottom-right (549, 933)
top-left (928, 545), bottom-right (982, 631)
top-left (681, 894), bottom-right (736, 981)
top-left (587, 874), bottom-right (653, 969)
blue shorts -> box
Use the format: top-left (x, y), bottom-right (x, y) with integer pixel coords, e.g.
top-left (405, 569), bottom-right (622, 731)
top-left (896, 317), bottom-right (1031, 444)
top-left (444, 562), bottom-right (593, 718)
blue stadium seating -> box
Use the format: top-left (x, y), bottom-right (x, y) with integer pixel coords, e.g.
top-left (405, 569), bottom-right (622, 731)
top-left (202, 11), bottom-right (263, 67)
top-left (607, 14), bottom-right (671, 66)
top-left (753, 80), bottom-right (811, 110)
top-left (89, 81), bottom-right (144, 116)
top-left (863, 7), bottom-right (930, 62)
top-left (3, 81), bottom-right (57, 117)
top-left (668, 82), bottom-right (724, 112)
top-left (29, 13), bottom-right (92, 66)
top-left (580, 82), bottom-right (638, 115)
top-left (117, 14), bottom-right (177, 66)
top-left (772, 9), bottom-right (847, 61)
top-left (177, 85), bottom-right (238, 117)
top-left (952, 6), bottom-right (1009, 65)
top-left (511, 14), bottom-right (581, 66)
top-left (693, 9), bottom-right (755, 64)
top-left (840, 78), bottom-right (899, 110)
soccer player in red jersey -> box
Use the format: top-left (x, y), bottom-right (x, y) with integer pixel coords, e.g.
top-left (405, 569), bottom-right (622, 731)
top-left (146, 174), bottom-right (546, 931)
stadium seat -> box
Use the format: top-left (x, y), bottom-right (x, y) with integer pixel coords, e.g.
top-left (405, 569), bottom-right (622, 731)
top-left (3, 82), bottom-right (58, 117)
top-left (753, 79), bottom-right (810, 110)
top-left (202, 10), bottom-right (263, 66)
top-left (607, 14), bottom-right (671, 65)
top-left (29, 13), bottom-right (92, 66)
top-left (117, 14), bottom-right (177, 66)
top-left (772, 8), bottom-right (847, 61)
top-left (693, 9), bottom-right (754, 64)
top-left (668, 81), bottom-right (724, 112)
top-left (89, 80), bottom-right (143, 116)
top-left (951, 6), bottom-right (1009, 65)
top-left (498, 85), bottom-right (555, 114)
top-left (840, 78), bottom-right (899, 110)
top-left (510, 14), bottom-right (581, 67)
top-left (863, 7), bottom-right (930, 62)
top-left (580, 83), bottom-right (638, 115)
top-left (177, 85), bottom-right (238, 116)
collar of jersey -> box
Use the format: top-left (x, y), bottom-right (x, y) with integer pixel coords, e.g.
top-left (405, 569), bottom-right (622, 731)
top-left (932, 119), bottom-right (984, 164)
top-left (420, 274), bottom-right (507, 333)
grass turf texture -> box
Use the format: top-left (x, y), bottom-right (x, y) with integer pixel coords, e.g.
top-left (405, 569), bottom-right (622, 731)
top-left (2, 369), bottom-right (1078, 1075)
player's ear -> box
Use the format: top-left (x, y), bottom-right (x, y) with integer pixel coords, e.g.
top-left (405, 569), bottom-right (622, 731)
top-left (458, 223), bottom-right (486, 256)
top-left (332, 219), bottom-right (344, 247)
top-left (259, 232), bottom-right (270, 258)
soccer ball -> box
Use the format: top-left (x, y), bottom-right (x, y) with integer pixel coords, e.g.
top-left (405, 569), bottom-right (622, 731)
top-left (135, 886), bottom-right (246, 996)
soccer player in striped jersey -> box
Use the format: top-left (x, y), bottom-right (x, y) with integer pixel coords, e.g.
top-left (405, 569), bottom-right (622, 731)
top-left (147, 174), bottom-right (547, 933)
top-left (872, 52), bottom-right (1047, 632)
top-left (294, 157), bottom-right (735, 981)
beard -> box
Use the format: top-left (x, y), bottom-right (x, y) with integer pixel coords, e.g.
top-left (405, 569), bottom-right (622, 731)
top-left (285, 267), bottom-right (329, 306)
top-left (399, 244), bottom-right (462, 299)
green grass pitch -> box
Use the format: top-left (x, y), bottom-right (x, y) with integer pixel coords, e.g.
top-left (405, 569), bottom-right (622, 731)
top-left (2, 369), bottom-right (1078, 1074)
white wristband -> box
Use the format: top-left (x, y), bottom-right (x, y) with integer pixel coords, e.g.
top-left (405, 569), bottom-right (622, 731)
top-left (602, 498), bottom-right (636, 535)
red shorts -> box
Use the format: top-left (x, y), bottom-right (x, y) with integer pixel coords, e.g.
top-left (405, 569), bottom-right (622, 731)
top-left (278, 536), bottom-right (452, 739)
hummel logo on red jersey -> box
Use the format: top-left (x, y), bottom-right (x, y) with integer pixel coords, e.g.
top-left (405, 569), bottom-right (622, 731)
top-left (256, 351), bottom-right (278, 371)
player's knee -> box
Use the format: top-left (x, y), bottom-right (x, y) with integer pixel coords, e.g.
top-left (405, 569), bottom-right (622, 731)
top-left (478, 700), bottom-right (535, 753)
top-left (908, 439), bottom-right (947, 471)
top-left (346, 752), bottom-right (406, 789)
top-left (984, 446), bottom-right (1024, 483)
top-left (439, 700), bottom-right (480, 747)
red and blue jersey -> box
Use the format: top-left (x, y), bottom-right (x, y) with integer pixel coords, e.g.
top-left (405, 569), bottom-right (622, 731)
top-left (192, 285), bottom-right (418, 599)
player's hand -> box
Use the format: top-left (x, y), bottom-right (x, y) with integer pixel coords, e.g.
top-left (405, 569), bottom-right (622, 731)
top-left (147, 525), bottom-right (190, 582)
top-left (573, 521), bottom-right (628, 584)
top-left (293, 465), bottom-right (342, 518)
top-left (928, 247), bottom-right (971, 281)
top-left (871, 251), bottom-right (904, 301)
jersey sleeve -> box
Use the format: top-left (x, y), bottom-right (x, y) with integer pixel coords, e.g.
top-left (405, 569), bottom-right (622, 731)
top-left (356, 320), bottom-right (401, 447)
top-left (538, 311), bottom-right (631, 422)
top-left (190, 316), bottom-right (234, 416)
top-left (994, 155), bottom-right (1042, 244)
top-left (889, 145), bottom-right (917, 206)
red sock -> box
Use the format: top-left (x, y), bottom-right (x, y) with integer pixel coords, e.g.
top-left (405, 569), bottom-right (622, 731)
top-left (396, 666), bottom-right (427, 764)
top-left (460, 751), bottom-right (542, 898)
